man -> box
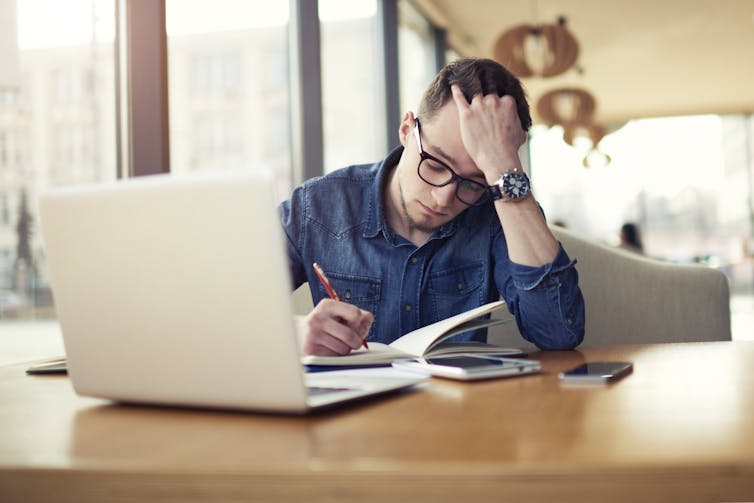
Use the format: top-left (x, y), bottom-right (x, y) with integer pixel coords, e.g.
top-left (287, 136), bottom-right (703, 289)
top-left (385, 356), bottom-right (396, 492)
top-left (280, 58), bottom-right (585, 356)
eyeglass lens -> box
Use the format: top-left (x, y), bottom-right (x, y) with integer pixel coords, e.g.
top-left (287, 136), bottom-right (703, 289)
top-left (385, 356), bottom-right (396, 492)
top-left (414, 118), bottom-right (489, 206)
top-left (418, 160), bottom-right (488, 205)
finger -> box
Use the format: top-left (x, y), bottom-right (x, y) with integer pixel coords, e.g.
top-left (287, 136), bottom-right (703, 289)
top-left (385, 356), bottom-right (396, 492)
top-left (310, 329), bottom-right (354, 355)
top-left (303, 333), bottom-right (352, 356)
top-left (319, 315), bottom-right (366, 349)
top-left (450, 84), bottom-right (471, 111)
top-left (319, 299), bottom-right (373, 333)
top-left (313, 299), bottom-right (374, 347)
top-left (309, 300), bottom-right (366, 348)
top-left (307, 345), bottom-right (340, 357)
top-left (358, 311), bottom-right (374, 338)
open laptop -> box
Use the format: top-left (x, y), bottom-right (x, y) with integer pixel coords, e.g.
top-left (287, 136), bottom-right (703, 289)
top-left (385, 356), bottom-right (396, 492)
top-left (38, 170), bottom-right (425, 413)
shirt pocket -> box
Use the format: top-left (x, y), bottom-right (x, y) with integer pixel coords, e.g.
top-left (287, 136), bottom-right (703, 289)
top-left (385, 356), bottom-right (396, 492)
top-left (315, 272), bottom-right (382, 337)
top-left (427, 262), bottom-right (486, 319)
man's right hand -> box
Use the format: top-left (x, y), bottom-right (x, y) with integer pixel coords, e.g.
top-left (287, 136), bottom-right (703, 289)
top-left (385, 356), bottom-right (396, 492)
top-left (300, 298), bottom-right (373, 356)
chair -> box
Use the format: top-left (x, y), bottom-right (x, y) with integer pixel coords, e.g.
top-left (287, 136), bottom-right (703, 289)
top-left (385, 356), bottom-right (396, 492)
top-left (489, 226), bottom-right (731, 348)
top-left (292, 226), bottom-right (732, 348)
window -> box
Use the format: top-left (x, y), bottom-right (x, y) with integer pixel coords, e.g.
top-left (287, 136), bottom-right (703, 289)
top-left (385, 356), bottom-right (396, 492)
top-left (398, 0), bottom-right (437, 115)
top-left (530, 114), bottom-right (754, 340)
top-left (192, 52), bottom-right (241, 96)
top-left (0, 0), bottom-right (116, 321)
top-left (166, 0), bottom-right (292, 195)
top-left (320, 0), bottom-right (386, 171)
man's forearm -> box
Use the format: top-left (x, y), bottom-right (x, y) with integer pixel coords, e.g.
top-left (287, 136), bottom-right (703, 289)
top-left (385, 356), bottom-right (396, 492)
top-left (494, 195), bottom-right (559, 267)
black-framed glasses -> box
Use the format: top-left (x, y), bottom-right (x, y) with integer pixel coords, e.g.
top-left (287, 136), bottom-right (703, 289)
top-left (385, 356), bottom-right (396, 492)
top-left (413, 118), bottom-right (490, 206)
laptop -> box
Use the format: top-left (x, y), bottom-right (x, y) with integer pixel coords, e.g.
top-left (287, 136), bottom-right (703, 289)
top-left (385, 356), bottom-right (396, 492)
top-left (38, 170), bottom-right (425, 413)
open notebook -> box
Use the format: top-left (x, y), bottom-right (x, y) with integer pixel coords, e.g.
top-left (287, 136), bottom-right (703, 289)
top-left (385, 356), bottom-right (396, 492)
top-left (302, 300), bottom-right (524, 367)
top-left (38, 170), bottom-right (425, 413)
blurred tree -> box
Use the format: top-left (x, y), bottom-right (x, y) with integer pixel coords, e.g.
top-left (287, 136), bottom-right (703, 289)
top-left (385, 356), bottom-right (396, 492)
top-left (14, 189), bottom-right (35, 294)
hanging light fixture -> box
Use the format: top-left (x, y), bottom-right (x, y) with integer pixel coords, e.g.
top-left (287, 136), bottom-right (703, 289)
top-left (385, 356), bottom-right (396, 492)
top-left (493, 16), bottom-right (579, 78)
top-left (562, 122), bottom-right (605, 149)
top-left (564, 123), bottom-right (612, 168)
top-left (536, 88), bottom-right (596, 126)
top-left (537, 88), bottom-right (613, 168)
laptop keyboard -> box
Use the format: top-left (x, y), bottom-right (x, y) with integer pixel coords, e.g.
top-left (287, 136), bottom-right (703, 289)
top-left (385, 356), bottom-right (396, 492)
top-left (307, 386), bottom-right (353, 396)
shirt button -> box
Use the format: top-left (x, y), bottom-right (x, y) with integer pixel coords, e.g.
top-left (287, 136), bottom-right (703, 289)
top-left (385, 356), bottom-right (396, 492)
top-left (343, 290), bottom-right (352, 299)
top-left (410, 257), bottom-right (418, 264)
top-left (566, 317), bottom-right (573, 325)
top-left (404, 304), bottom-right (412, 312)
top-left (456, 282), bottom-right (464, 290)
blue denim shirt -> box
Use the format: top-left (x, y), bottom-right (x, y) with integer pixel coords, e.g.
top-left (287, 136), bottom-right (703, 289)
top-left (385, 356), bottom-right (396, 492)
top-left (279, 147), bottom-right (585, 350)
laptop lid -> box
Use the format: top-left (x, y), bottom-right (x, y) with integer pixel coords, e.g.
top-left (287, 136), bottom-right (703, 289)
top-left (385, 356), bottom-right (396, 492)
top-left (39, 171), bottom-right (416, 413)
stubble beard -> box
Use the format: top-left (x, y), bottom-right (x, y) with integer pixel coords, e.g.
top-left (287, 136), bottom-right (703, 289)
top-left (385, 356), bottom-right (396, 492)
top-left (398, 179), bottom-right (442, 235)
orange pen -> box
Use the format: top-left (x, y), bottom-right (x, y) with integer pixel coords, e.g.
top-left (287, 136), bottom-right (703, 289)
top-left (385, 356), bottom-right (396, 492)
top-left (312, 262), bottom-right (369, 350)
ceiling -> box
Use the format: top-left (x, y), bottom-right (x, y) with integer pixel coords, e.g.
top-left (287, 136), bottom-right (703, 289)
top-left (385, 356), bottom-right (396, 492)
top-left (413, 0), bottom-right (754, 126)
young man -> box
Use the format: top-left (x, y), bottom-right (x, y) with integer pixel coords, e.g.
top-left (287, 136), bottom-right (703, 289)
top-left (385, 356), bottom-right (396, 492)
top-left (280, 58), bottom-right (585, 356)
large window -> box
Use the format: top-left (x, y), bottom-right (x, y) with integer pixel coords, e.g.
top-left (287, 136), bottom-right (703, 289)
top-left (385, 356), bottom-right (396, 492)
top-left (320, 0), bottom-right (386, 172)
top-left (165, 0), bottom-right (292, 197)
top-left (530, 114), bottom-right (754, 339)
top-left (398, 0), bottom-right (438, 116)
top-left (0, 0), bottom-right (116, 321)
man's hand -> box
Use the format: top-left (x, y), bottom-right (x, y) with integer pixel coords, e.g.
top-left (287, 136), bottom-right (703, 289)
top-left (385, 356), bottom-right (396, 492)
top-left (300, 298), bottom-right (373, 356)
top-left (450, 84), bottom-right (559, 266)
top-left (450, 84), bottom-right (527, 180)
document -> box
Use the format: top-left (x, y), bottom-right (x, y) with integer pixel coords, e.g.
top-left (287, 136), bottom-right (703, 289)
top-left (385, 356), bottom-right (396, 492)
top-left (301, 300), bottom-right (522, 366)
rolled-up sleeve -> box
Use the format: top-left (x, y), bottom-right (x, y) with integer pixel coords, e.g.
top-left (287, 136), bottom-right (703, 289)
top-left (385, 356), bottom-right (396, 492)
top-left (500, 244), bottom-right (585, 350)
top-left (278, 188), bottom-right (308, 291)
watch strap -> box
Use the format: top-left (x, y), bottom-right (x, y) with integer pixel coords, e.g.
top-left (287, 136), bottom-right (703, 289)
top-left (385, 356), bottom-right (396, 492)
top-left (487, 184), bottom-right (504, 201)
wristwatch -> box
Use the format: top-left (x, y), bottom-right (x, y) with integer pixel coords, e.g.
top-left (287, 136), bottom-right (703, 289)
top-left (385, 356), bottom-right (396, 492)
top-left (487, 170), bottom-right (531, 202)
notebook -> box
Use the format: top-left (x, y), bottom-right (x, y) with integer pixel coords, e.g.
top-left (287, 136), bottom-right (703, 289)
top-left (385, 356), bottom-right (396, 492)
top-left (38, 170), bottom-right (425, 413)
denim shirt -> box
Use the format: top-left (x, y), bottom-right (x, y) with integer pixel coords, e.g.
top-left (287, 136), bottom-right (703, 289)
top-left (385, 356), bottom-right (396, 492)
top-left (279, 147), bottom-right (585, 350)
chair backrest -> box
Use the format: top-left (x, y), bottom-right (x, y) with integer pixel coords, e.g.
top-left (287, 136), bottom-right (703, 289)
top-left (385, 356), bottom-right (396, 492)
top-left (292, 283), bottom-right (313, 315)
top-left (490, 226), bottom-right (731, 348)
top-left (293, 227), bottom-right (732, 348)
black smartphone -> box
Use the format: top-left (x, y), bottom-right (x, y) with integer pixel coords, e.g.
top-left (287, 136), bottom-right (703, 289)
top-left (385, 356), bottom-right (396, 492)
top-left (558, 361), bottom-right (632, 383)
top-left (26, 359), bottom-right (68, 375)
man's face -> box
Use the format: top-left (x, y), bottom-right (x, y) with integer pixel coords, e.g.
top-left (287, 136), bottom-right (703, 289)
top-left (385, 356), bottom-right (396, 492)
top-left (393, 102), bottom-right (488, 234)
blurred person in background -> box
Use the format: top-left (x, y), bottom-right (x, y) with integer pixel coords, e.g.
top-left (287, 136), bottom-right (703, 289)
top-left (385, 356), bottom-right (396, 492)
top-left (619, 222), bottom-right (644, 255)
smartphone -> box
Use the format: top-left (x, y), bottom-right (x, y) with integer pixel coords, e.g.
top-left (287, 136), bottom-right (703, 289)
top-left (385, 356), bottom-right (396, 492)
top-left (26, 359), bottom-right (68, 375)
top-left (392, 354), bottom-right (541, 381)
top-left (558, 361), bottom-right (633, 383)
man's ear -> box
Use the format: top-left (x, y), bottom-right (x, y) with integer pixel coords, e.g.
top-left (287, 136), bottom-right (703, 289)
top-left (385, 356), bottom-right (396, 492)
top-left (397, 111), bottom-right (416, 147)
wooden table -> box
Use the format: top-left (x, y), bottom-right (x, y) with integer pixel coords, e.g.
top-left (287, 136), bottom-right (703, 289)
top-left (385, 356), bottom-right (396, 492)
top-left (2, 341), bottom-right (754, 502)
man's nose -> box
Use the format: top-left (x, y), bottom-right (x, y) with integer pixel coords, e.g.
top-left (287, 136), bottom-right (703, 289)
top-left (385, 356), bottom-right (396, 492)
top-left (432, 183), bottom-right (457, 207)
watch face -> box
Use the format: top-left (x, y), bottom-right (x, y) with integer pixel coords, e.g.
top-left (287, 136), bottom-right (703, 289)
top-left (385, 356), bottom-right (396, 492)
top-left (503, 171), bottom-right (530, 199)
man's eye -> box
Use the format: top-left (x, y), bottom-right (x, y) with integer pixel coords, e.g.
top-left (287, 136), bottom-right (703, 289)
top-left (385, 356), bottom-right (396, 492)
top-left (425, 160), bottom-right (449, 173)
top-left (460, 180), bottom-right (485, 193)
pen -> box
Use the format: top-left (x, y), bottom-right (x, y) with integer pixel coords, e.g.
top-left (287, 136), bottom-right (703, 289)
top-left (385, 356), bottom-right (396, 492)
top-left (312, 262), bottom-right (369, 350)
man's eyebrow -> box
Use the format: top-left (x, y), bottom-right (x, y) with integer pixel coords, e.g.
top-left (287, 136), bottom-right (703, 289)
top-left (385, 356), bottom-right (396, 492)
top-left (427, 142), bottom-right (487, 182)
top-left (426, 141), bottom-right (457, 167)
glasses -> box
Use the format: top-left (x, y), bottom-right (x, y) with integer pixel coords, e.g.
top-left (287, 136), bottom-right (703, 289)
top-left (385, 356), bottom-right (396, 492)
top-left (413, 118), bottom-right (490, 206)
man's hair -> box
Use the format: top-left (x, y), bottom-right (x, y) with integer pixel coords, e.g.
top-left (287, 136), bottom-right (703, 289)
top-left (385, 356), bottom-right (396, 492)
top-left (417, 58), bottom-right (532, 131)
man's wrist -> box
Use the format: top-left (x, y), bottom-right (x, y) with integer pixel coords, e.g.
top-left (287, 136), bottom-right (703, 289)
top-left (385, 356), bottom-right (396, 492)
top-left (479, 157), bottom-right (524, 184)
top-left (487, 169), bottom-right (531, 202)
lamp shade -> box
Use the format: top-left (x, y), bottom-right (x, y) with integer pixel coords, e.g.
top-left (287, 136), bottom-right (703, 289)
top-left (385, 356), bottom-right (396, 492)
top-left (494, 18), bottom-right (579, 78)
top-left (536, 88), bottom-right (596, 126)
top-left (563, 122), bottom-right (606, 148)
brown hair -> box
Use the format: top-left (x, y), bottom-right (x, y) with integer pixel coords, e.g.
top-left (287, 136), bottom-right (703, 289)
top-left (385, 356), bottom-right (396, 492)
top-left (417, 57), bottom-right (532, 131)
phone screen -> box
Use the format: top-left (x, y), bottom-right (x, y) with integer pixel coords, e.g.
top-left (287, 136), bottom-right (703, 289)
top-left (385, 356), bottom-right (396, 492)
top-left (560, 361), bottom-right (632, 381)
top-left (424, 355), bottom-right (518, 368)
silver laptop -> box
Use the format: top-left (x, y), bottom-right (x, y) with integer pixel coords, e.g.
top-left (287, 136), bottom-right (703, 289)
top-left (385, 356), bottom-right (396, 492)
top-left (38, 170), bottom-right (424, 413)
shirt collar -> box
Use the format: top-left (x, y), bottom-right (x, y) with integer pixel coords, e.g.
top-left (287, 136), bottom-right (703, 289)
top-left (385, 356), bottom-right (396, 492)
top-left (363, 145), bottom-right (460, 242)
